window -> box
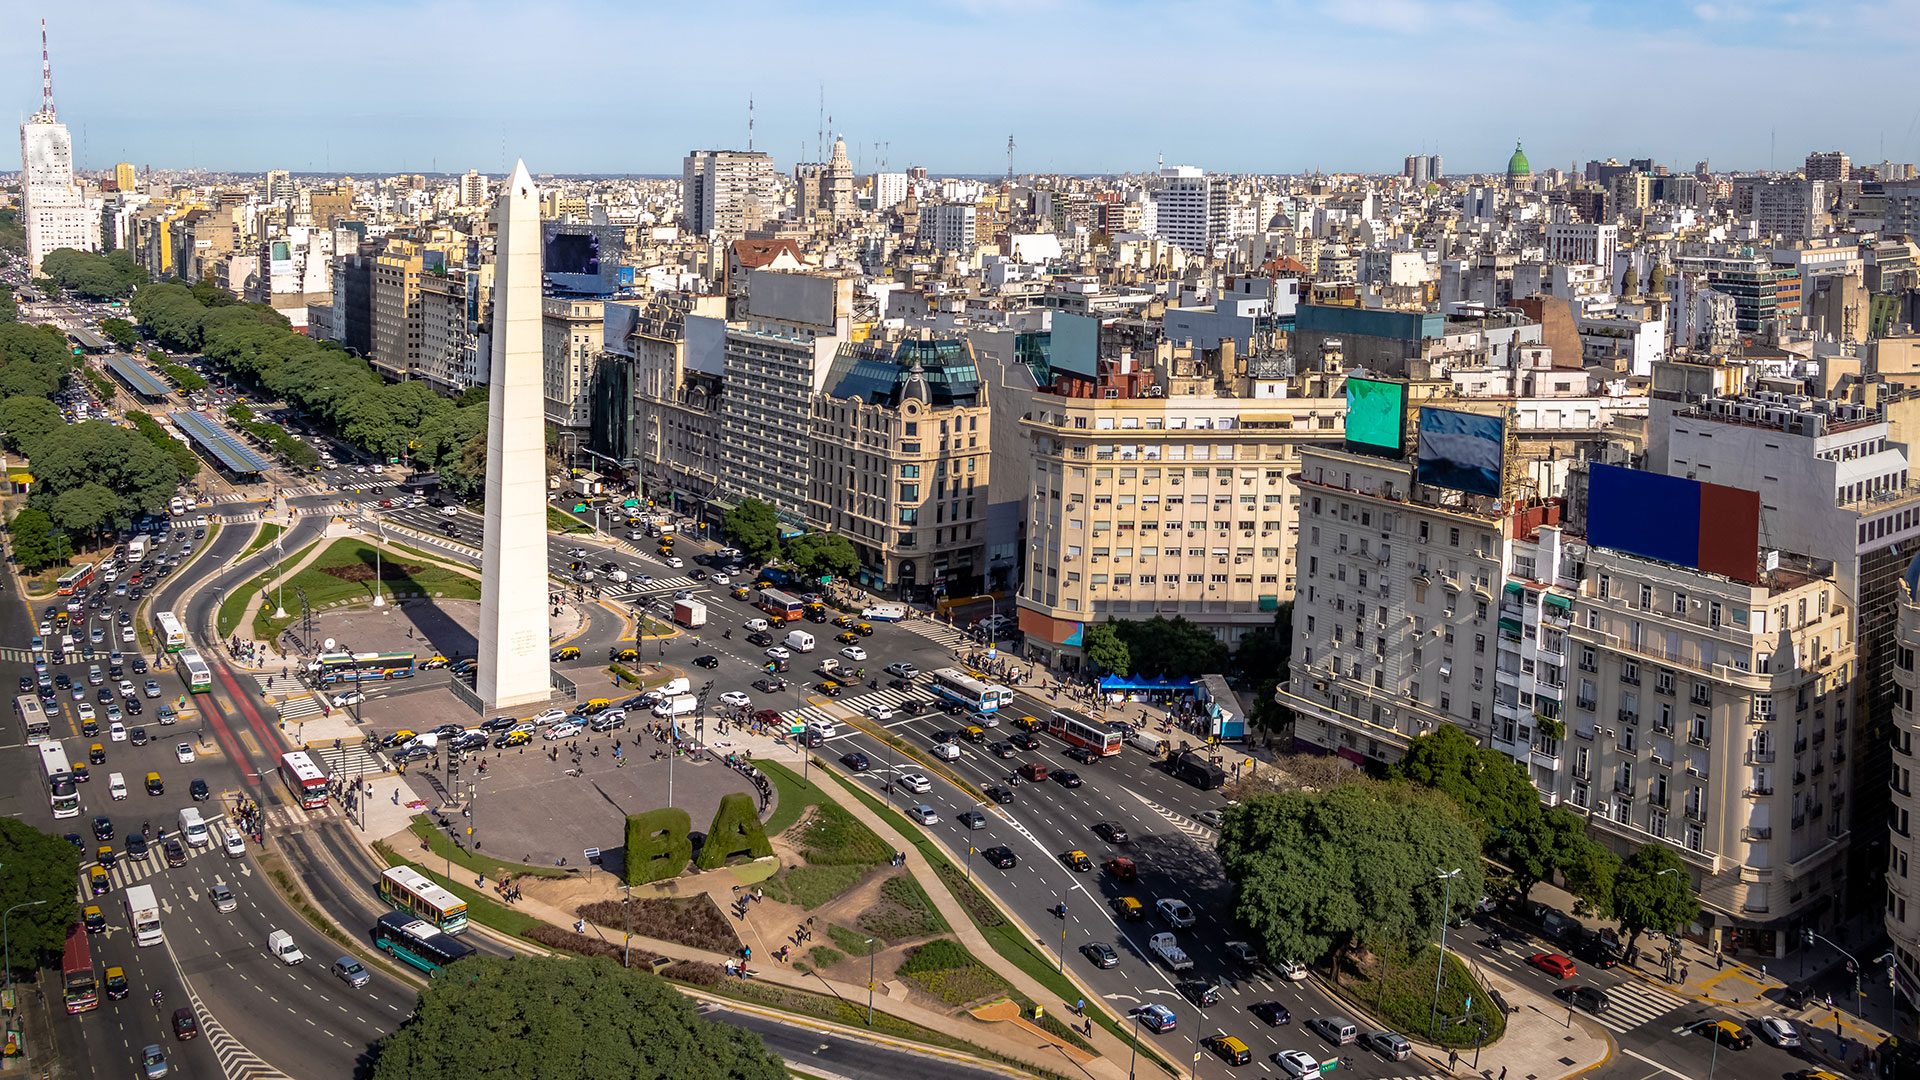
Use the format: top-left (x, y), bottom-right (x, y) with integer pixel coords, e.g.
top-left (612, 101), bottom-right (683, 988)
top-left (1672, 590), bottom-right (1687, 614)
top-left (1640, 583), bottom-right (1653, 608)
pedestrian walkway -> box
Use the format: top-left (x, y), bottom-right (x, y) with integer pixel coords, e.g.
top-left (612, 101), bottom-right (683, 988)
top-left (275, 694), bottom-right (324, 721)
top-left (776, 683), bottom-right (929, 730)
top-left (0, 645), bottom-right (34, 662)
top-left (607, 576), bottom-right (702, 601)
top-left (901, 619), bottom-right (974, 650)
top-left (94, 817), bottom-right (238, 889)
top-left (1590, 981), bottom-right (1689, 1034)
top-left (308, 742), bottom-right (383, 778)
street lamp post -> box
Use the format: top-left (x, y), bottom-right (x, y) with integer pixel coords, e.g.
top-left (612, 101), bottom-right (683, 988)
top-left (1058, 900), bottom-right (1068, 973)
top-left (621, 883), bottom-right (634, 968)
top-left (1805, 929), bottom-right (1867, 1018)
top-left (371, 518), bottom-right (385, 608)
top-left (1429, 867), bottom-right (1462, 1040)
top-left (1125, 1004), bottom-right (1142, 1080)
top-left (866, 938), bottom-right (876, 1026)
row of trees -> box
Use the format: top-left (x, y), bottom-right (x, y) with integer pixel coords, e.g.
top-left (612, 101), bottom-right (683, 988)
top-left (36, 248), bottom-right (147, 300)
top-left (721, 499), bottom-right (860, 582)
top-left (130, 283), bottom-right (492, 498)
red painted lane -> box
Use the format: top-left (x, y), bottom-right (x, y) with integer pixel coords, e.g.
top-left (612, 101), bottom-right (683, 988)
top-left (191, 689), bottom-right (260, 787)
top-left (213, 657), bottom-right (284, 758)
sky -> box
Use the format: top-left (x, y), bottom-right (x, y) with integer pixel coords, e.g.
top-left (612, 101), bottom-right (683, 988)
top-left (7, 0), bottom-right (1920, 178)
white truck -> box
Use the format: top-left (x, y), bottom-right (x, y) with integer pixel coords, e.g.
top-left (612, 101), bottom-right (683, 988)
top-left (652, 694), bottom-right (697, 720)
top-left (673, 598), bottom-right (707, 628)
top-left (1149, 932), bottom-right (1193, 971)
top-left (126, 536), bottom-right (147, 564)
top-left (124, 884), bottom-right (163, 947)
top-left (784, 629), bottom-right (816, 653)
top-left (268, 928), bottom-right (305, 965)
top-left (861, 604), bottom-right (908, 622)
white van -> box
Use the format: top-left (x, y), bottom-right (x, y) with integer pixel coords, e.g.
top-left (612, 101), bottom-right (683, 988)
top-left (805, 718), bottom-right (839, 739)
top-left (267, 928), bottom-right (305, 965)
top-left (743, 618), bottom-right (769, 633)
top-left (178, 807), bottom-right (210, 846)
top-left (785, 630), bottom-right (816, 653)
top-left (222, 826), bottom-right (246, 858)
top-left (108, 772), bottom-right (128, 801)
top-left (657, 676), bottom-right (691, 697)
top-left (1129, 731), bottom-right (1170, 756)
top-left (651, 694), bottom-right (697, 720)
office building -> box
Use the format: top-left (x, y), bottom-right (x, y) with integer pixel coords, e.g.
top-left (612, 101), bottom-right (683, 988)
top-left (542, 297), bottom-right (605, 460)
top-left (615, 292), bottom-right (730, 522)
top-left (874, 172), bottom-right (909, 211)
top-left (922, 202), bottom-right (977, 253)
top-left (1148, 167), bottom-right (1229, 254)
top-left (18, 24), bottom-right (96, 275)
top-left (112, 162), bottom-right (135, 192)
top-left (265, 169), bottom-right (293, 199)
top-left (419, 264), bottom-right (489, 393)
top-left (1886, 560), bottom-right (1920, 1004)
top-left (807, 335), bottom-right (991, 599)
top-left (1404, 154), bottom-right (1442, 186)
top-left (682, 150), bottom-right (774, 240)
top-left (1751, 179), bottom-right (1829, 241)
top-left (460, 170), bottom-right (488, 208)
top-left (1805, 151), bottom-right (1850, 183)
top-left (1887, 181), bottom-right (1920, 243)
top-left (371, 242), bottom-right (424, 379)
top-left (1544, 222), bottom-right (1619, 271)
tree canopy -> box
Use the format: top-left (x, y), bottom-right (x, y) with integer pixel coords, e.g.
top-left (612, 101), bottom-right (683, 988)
top-left (6, 506), bottom-right (62, 574)
top-left (371, 955), bottom-right (784, 1080)
top-left (0, 284), bottom-right (15, 324)
top-left (1081, 622), bottom-right (1131, 675)
top-left (99, 317), bottom-right (139, 350)
top-left (1233, 605), bottom-right (1293, 733)
top-left (723, 499), bottom-right (781, 563)
top-left (0, 819), bottom-right (81, 979)
top-left (1109, 615), bottom-right (1228, 678)
top-left (1611, 844), bottom-right (1700, 952)
top-left (785, 532), bottom-right (858, 581)
top-left (37, 249), bottom-right (147, 300)
top-left (1218, 782), bottom-right (1484, 966)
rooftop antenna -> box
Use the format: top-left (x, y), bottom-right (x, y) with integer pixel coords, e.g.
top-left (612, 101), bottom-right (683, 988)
top-left (1007, 134), bottom-right (1015, 183)
top-left (817, 84), bottom-right (824, 163)
top-left (40, 19), bottom-right (54, 118)
top-left (747, 96), bottom-right (754, 152)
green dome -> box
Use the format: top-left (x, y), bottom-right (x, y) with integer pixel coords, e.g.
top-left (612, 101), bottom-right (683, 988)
top-left (1506, 140), bottom-right (1531, 178)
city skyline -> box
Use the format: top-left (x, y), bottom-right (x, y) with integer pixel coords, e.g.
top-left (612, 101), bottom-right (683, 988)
top-left (6, 0), bottom-right (1919, 178)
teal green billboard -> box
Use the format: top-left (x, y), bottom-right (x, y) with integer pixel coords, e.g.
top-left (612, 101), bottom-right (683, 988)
top-left (1345, 377), bottom-right (1407, 456)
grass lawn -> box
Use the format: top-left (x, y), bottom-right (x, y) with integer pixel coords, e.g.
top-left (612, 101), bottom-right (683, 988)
top-left (218, 539), bottom-right (318, 637)
top-left (547, 506), bottom-right (593, 533)
top-left (405, 816), bottom-right (568, 882)
top-left (857, 875), bottom-right (948, 939)
top-left (1332, 944), bottom-right (1505, 1050)
top-left (757, 757), bottom-right (819, 837)
top-left (827, 923), bottom-right (878, 956)
top-left (240, 522), bottom-right (284, 559)
top-left (896, 938), bottom-right (1015, 1006)
top-left (252, 537), bottom-right (478, 640)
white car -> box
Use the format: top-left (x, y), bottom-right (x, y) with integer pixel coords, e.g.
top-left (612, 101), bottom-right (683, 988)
top-left (899, 773), bottom-right (932, 794)
top-left (528, 708), bottom-right (568, 726)
top-left (1274, 1051), bottom-right (1320, 1078)
top-left (440, 505), bottom-right (459, 517)
top-left (765, 646), bottom-right (791, 660)
top-left (544, 721), bottom-right (583, 740)
top-left (108, 721), bottom-right (127, 742)
top-left (332, 691), bottom-right (366, 708)
top-left (840, 645), bottom-right (867, 662)
top-left (711, 573), bottom-right (731, 585)
top-left (743, 618), bottom-right (770, 633)
top-left (664, 556), bottom-right (684, 568)
top-left (1276, 960), bottom-right (1308, 981)
top-left (1754, 1016), bottom-right (1800, 1048)
top-left (719, 691), bottom-right (753, 710)
top-left (175, 743), bottom-right (195, 764)
top-left (117, 679), bottom-right (136, 697)
top-left (77, 702), bottom-right (96, 721)
top-left (867, 704), bottom-right (895, 722)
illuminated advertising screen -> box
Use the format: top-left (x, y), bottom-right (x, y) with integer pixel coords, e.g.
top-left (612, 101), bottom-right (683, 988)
top-left (1415, 408), bottom-right (1505, 497)
top-left (1344, 377), bottom-right (1407, 455)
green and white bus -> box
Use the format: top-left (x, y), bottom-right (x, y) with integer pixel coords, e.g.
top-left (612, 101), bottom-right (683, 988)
top-left (372, 911), bottom-right (475, 977)
top-left (177, 648), bottom-right (213, 694)
top-left (151, 610), bottom-right (187, 653)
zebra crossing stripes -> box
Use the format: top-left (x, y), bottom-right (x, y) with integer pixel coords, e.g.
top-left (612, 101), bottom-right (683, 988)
top-left (309, 743), bottom-right (384, 778)
top-left (1126, 789), bottom-right (1218, 845)
top-left (1590, 982), bottom-right (1689, 1033)
top-left (608, 576), bottom-right (702, 601)
top-left (97, 820), bottom-right (235, 889)
top-left (901, 620), bottom-right (974, 649)
top-left (774, 683), bottom-right (925, 726)
top-left (274, 694), bottom-right (324, 721)
top-left (0, 646), bottom-right (34, 663)
top-left (171, 935), bottom-right (292, 1080)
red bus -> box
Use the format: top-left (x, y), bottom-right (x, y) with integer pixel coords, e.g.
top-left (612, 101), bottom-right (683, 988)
top-left (1047, 709), bottom-right (1123, 757)
top-left (62, 923), bottom-right (97, 1013)
top-left (757, 589), bottom-right (803, 622)
top-left (279, 751), bottom-right (328, 810)
top-left (56, 563), bottom-right (94, 596)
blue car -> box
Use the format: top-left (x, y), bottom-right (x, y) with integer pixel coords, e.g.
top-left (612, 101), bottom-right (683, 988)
top-left (1131, 1003), bottom-right (1176, 1033)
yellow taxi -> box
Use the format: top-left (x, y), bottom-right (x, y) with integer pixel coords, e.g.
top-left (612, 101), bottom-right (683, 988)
top-left (1060, 850), bottom-right (1093, 872)
top-left (611, 648), bottom-right (640, 663)
top-left (1202, 1035), bottom-right (1251, 1066)
top-left (552, 646), bottom-right (581, 661)
top-left (83, 904), bottom-right (106, 934)
top-left (89, 742), bottom-right (106, 764)
top-left (962, 725), bottom-right (987, 742)
top-left (104, 965), bottom-right (129, 999)
top-left (1012, 716), bottom-right (1045, 733)
top-left (88, 866), bottom-right (110, 895)
top-left (835, 631), bottom-right (859, 645)
top-left (853, 622), bottom-right (874, 636)
top-left (1112, 896), bottom-right (1146, 920)
top-left (730, 586), bottom-right (751, 600)
top-left (497, 731), bottom-right (531, 748)
top-left (754, 578), bottom-right (774, 591)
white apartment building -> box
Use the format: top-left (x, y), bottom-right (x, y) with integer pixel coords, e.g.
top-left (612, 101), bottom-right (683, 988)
top-left (922, 203), bottom-right (977, 253)
top-left (1544, 222), bottom-right (1619, 272)
top-left (19, 106), bottom-right (97, 275)
top-left (682, 150), bottom-right (775, 240)
top-left (1148, 167), bottom-right (1228, 254)
top-left (419, 264), bottom-right (489, 393)
top-left (542, 297), bottom-right (604, 453)
top-left (460, 170), bottom-right (489, 208)
top-left (874, 172), bottom-right (908, 211)
top-left (1752, 180), bottom-right (1829, 242)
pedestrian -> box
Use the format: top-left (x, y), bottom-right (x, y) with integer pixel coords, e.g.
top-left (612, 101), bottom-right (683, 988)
top-left (1499, 1069), bottom-right (1507, 1080)
top-left (1448, 1049), bottom-right (1458, 1071)
top-left (1680, 965), bottom-right (1689, 983)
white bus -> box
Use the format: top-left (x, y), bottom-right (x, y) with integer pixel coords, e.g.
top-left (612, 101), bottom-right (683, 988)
top-left (278, 751), bottom-right (328, 810)
top-left (928, 667), bottom-right (1014, 714)
top-left (178, 648), bottom-right (212, 694)
top-left (17, 694), bottom-right (51, 745)
top-left (39, 742), bottom-right (79, 819)
top-left (378, 866), bottom-right (469, 935)
top-left (151, 610), bottom-right (187, 653)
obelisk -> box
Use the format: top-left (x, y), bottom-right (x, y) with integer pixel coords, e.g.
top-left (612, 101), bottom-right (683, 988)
top-left (476, 160), bottom-right (552, 711)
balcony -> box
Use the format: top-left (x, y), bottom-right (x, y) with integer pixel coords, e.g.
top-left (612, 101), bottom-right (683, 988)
top-left (1746, 748), bottom-right (1776, 764)
top-left (1686, 805), bottom-right (1707, 823)
top-left (1793, 815), bottom-right (1806, 829)
top-left (1618, 709), bottom-right (1639, 726)
top-left (1744, 826), bottom-right (1773, 841)
top-left (1687, 733), bottom-right (1712, 748)
top-left (1653, 718), bottom-right (1675, 735)
top-left (1795, 738), bottom-right (1809, 753)
top-left (1745, 786), bottom-right (1775, 798)
top-left (1650, 752), bottom-right (1673, 768)
top-left (1531, 749), bottom-right (1563, 770)
top-left (1614, 779), bottom-right (1637, 796)
top-left (1650, 791), bottom-right (1671, 809)
top-left (1687, 762), bottom-right (1711, 779)
top-left (1576, 698), bottom-right (1598, 712)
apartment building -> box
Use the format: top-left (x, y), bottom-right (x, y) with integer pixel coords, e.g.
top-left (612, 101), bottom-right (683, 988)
top-left (718, 270), bottom-right (857, 524)
top-left (1752, 179), bottom-right (1830, 242)
top-left (1148, 167), bottom-right (1228, 254)
top-left (542, 297), bottom-right (605, 459)
top-left (418, 265), bottom-right (488, 393)
top-left (808, 336), bottom-right (990, 600)
top-left (615, 292), bottom-right (730, 522)
top-left (1887, 561), bottom-right (1920, 1007)
top-left (922, 203), bottom-right (977, 253)
top-left (682, 150), bottom-right (775, 240)
top-left (1018, 364), bottom-right (1343, 671)
top-left (1544, 222), bottom-right (1619, 270)
top-left (371, 243), bottom-right (423, 379)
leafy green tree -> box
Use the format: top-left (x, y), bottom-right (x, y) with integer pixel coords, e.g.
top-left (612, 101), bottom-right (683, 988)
top-left (99, 317), bottom-right (138, 350)
top-left (32, 279), bottom-right (59, 300)
top-left (127, 411), bottom-right (201, 482)
top-left (1611, 844), bottom-right (1700, 954)
top-left (37, 249), bottom-right (146, 299)
top-left (29, 421), bottom-right (179, 520)
top-left (0, 395), bottom-right (64, 453)
top-left (225, 403), bottom-right (254, 423)
top-left (0, 208), bottom-right (23, 255)
top-left (161, 364), bottom-right (206, 393)
top-left (724, 499), bottom-right (782, 563)
top-left (1081, 622), bottom-right (1131, 675)
top-left (0, 284), bottom-right (15, 324)
top-left (370, 954), bottom-right (785, 1080)
top-left (1391, 726), bottom-right (1540, 844)
top-left (1234, 605), bottom-right (1293, 733)
top-left (6, 505), bottom-right (60, 573)
top-left (0, 819), bottom-right (81, 979)
top-left (1110, 615), bottom-right (1227, 677)
top-left (51, 481), bottom-right (123, 539)
top-left (1218, 782), bottom-right (1484, 970)
top-left (784, 533), bottom-right (858, 581)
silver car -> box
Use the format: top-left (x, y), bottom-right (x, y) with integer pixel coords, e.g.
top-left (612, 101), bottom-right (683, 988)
top-left (331, 956), bottom-right (371, 988)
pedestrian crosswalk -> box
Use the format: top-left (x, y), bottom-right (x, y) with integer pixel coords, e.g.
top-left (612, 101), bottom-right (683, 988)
top-left (1590, 981), bottom-right (1689, 1033)
top-left (902, 620), bottom-right (974, 649)
top-left (776, 682), bottom-right (929, 729)
top-left (92, 818), bottom-right (239, 890)
top-left (275, 694), bottom-right (325, 721)
top-left (609, 577), bottom-right (703, 602)
top-left (0, 646), bottom-right (34, 663)
top-left (309, 743), bottom-right (384, 778)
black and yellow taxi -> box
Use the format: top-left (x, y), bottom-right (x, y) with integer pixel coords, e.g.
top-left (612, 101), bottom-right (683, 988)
top-left (730, 585), bottom-right (751, 600)
top-left (104, 965), bottom-right (129, 1000)
top-left (1112, 896), bottom-right (1146, 920)
top-left (494, 730), bottom-right (532, 749)
top-left (833, 615), bottom-right (858, 630)
top-left (72, 762), bottom-right (89, 783)
top-left (83, 904), bottom-right (106, 934)
top-left (1012, 715), bottom-right (1046, 734)
top-left (962, 725), bottom-right (987, 742)
top-left (81, 717), bottom-right (98, 738)
top-left (1060, 850), bottom-right (1093, 872)
top-left (853, 621), bottom-right (874, 636)
top-left (835, 631), bottom-right (859, 645)
top-left (814, 681), bottom-right (843, 697)
top-left (96, 844), bottom-right (115, 868)
top-left (87, 866), bottom-right (110, 895)
top-left (145, 771), bottom-right (163, 796)
top-left (609, 647), bottom-right (640, 664)
top-left (89, 742), bottom-right (106, 764)
top-left (551, 646), bottom-right (581, 661)
top-left (1690, 1020), bottom-right (1752, 1050)
top-left (1201, 1034), bottom-right (1251, 1066)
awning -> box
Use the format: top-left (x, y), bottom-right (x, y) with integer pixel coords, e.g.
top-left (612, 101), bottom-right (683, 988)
top-left (1504, 582), bottom-right (1524, 596)
top-left (1543, 593), bottom-right (1573, 612)
top-left (1099, 674), bottom-right (1198, 692)
top-left (1259, 595), bottom-right (1280, 612)
top-left (1498, 617), bottom-right (1522, 634)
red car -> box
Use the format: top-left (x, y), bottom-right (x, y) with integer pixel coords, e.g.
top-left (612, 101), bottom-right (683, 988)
top-left (1527, 952), bottom-right (1577, 979)
top-left (379, 499), bottom-right (394, 508)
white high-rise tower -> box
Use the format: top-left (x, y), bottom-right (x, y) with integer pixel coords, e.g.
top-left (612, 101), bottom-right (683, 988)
top-left (475, 160), bottom-right (553, 712)
top-left (19, 20), bottom-right (96, 275)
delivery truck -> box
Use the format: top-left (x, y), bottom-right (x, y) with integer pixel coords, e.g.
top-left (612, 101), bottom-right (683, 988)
top-left (124, 884), bottom-right (162, 947)
top-left (1149, 933), bottom-right (1194, 971)
top-left (673, 598), bottom-right (707, 628)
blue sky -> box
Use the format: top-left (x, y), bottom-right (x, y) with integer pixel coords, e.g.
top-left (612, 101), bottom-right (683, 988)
top-left (9, 0), bottom-right (1920, 177)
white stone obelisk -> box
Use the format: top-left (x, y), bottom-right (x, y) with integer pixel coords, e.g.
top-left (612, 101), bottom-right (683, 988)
top-left (476, 160), bottom-right (552, 711)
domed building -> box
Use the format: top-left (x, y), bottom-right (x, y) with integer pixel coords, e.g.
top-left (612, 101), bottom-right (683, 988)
top-left (1506, 140), bottom-right (1532, 186)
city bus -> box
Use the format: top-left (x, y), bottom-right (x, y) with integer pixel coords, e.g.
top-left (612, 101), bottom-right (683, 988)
top-left (311, 652), bottom-right (416, 685)
top-left (928, 668), bottom-right (1015, 714)
top-left (378, 866), bottom-right (469, 934)
top-left (1047, 708), bottom-right (1124, 757)
top-left (372, 911), bottom-right (476, 976)
top-left (40, 742), bottom-right (79, 818)
top-left (151, 610), bottom-right (187, 653)
top-left (18, 694), bottom-right (51, 744)
top-left (279, 751), bottom-right (329, 810)
top-left (178, 648), bottom-right (213, 694)
top-left (56, 563), bottom-right (94, 596)
top-left (756, 589), bottom-right (803, 622)
top-left (61, 923), bottom-right (97, 1013)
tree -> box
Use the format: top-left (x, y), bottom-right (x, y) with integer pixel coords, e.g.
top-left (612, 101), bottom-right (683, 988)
top-left (1503, 806), bottom-right (1616, 908)
top-left (1234, 605), bottom-right (1294, 734)
top-left (161, 364), bottom-right (206, 393)
top-left (1109, 615), bottom-right (1227, 678)
top-left (37, 249), bottom-right (146, 300)
top-left (784, 533), bottom-right (858, 582)
top-left (370, 955), bottom-right (785, 1080)
top-left (7, 505), bottom-right (60, 573)
top-left (0, 284), bottom-right (15, 324)
top-left (1611, 844), bottom-right (1700, 955)
top-left (1218, 782), bottom-right (1484, 969)
top-left (0, 818), bottom-right (82, 979)
top-left (0, 395), bottom-right (64, 453)
top-left (1081, 622), bottom-right (1131, 675)
top-left (52, 482), bottom-right (123, 539)
top-left (225, 403), bottom-right (254, 423)
top-left (1390, 726), bottom-right (1541, 842)
top-left (723, 499), bottom-right (781, 563)
top-left (99, 317), bottom-right (139, 350)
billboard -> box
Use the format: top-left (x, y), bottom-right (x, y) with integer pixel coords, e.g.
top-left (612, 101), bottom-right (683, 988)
top-left (1415, 408), bottom-right (1505, 497)
top-left (1344, 377), bottom-right (1407, 455)
top-left (1586, 463), bottom-right (1760, 583)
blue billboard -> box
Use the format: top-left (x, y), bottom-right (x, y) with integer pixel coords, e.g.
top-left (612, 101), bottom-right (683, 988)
top-left (1415, 408), bottom-right (1505, 497)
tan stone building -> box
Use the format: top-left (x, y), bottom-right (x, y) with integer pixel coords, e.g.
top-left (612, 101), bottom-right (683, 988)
top-left (371, 242), bottom-right (423, 379)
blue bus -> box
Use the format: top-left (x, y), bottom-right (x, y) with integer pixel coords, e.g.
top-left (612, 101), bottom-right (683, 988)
top-left (312, 652), bottom-right (415, 686)
top-left (372, 911), bottom-right (475, 977)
